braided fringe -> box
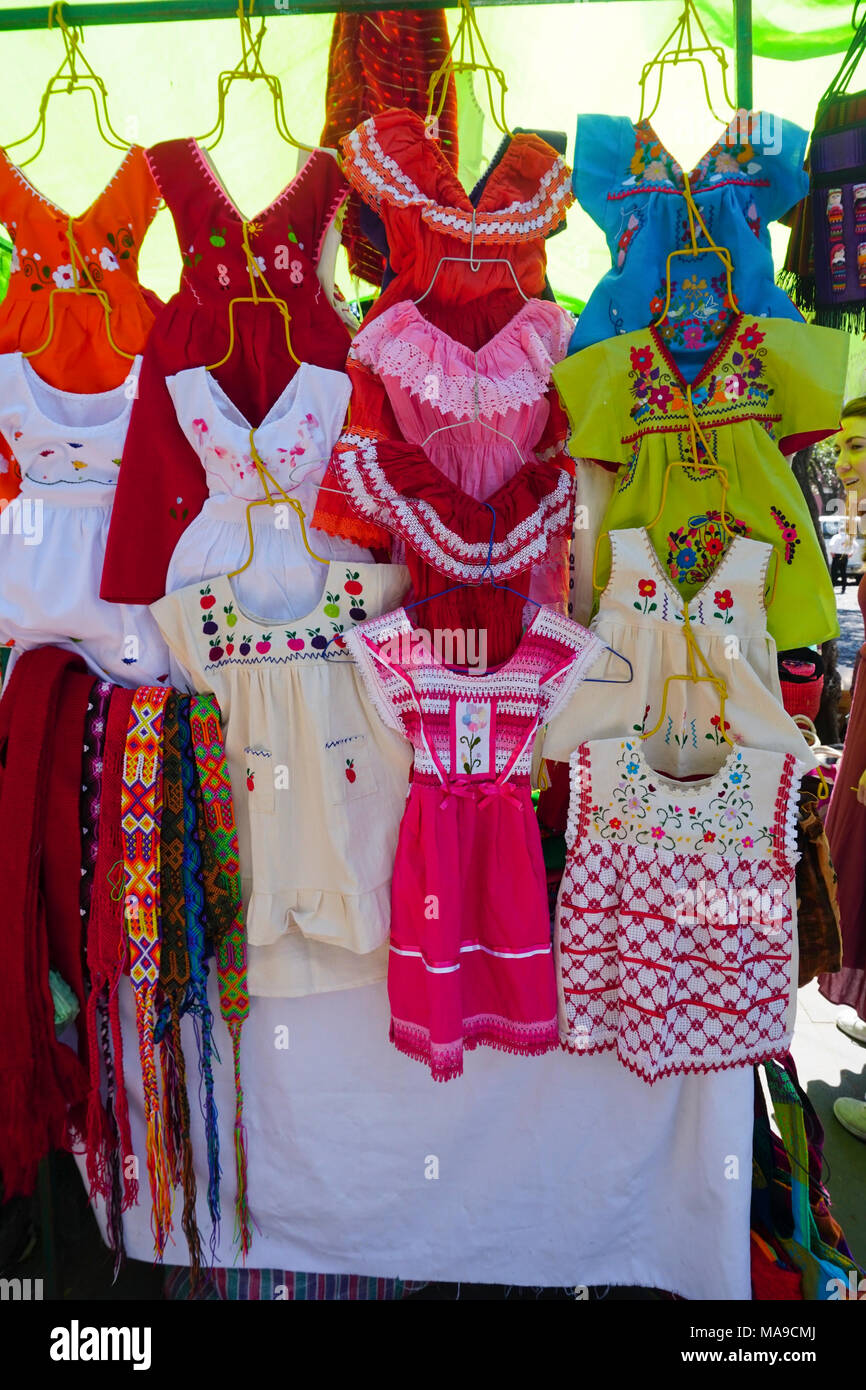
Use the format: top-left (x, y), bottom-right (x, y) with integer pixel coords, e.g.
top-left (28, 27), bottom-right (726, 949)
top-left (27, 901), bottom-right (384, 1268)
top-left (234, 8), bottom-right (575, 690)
top-left (136, 984), bottom-right (172, 1257)
top-left (159, 1033), bottom-right (183, 1189)
top-left (97, 994), bottom-right (126, 1278)
top-left (84, 980), bottom-right (112, 1200)
top-left (194, 1005), bottom-right (222, 1252)
top-left (169, 1010), bottom-right (204, 1287)
top-left (108, 964), bottom-right (138, 1211)
top-left (228, 1017), bottom-right (252, 1258)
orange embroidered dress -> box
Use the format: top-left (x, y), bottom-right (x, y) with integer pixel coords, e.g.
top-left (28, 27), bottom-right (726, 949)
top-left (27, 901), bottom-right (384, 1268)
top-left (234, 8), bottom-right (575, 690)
top-left (0, 144), bottom-right (161, 501)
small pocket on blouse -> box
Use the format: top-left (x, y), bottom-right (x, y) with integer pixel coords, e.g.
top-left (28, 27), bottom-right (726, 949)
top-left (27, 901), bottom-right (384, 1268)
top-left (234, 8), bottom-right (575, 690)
top-left (325, 733), bottom-right (378, 804)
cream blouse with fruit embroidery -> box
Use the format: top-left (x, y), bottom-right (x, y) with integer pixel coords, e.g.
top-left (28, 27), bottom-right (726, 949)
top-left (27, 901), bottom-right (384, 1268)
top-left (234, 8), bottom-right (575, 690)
top-left (151, 560), bottom-right (412, 998)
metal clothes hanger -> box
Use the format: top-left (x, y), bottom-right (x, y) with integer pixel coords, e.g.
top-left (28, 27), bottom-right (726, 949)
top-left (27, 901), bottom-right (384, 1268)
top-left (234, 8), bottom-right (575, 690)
top-left (321, 503), bottom-right (633, 683)
top-left (653, 172), bottom-right (739, 327)
top-left (227, 430), bottom-right (328, 580)
top-left (637, 0), bottom-right (737, 126)
top-left (415, 206), bottom-right (529, 307)
top-left (426, 0), bottom-right (511, 139)
top-left (420, 347), bottom-right (526, 469)
top-left (6, 2), bottom-right (129, 164)
top-left (197, 0), bottom-right (335, 158)
top-left (416, 4), bottom-right (526, 310)
top-left (6, 4), bottom-right (136, 363)
top-left (793, 714), bottom-right (837, 802)
top-left (206, 220), bottom-right (302, 371)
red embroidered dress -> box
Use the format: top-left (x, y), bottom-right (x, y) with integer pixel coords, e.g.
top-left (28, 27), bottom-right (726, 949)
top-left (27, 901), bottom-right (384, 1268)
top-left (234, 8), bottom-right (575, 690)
top-left (556, 738), bottom-right (807, 1082)
top-left (327, 432), bottom-right (574, 665)
top-left (347, 605), bottom-right (603, 1082)
top-left (341, 109), bottom-right (573, 344)
top-left (101, 141), bottom-right (352, 604)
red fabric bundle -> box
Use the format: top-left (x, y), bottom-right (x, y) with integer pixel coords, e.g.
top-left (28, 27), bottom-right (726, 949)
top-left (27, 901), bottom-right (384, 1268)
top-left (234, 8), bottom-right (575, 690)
top-left (320, 8), bottom-right (458, 285)
top-left (0, 647), bottom-right (94, 1196)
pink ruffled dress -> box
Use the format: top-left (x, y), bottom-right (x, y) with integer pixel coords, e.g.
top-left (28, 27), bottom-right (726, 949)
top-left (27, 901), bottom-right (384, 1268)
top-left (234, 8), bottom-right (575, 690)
top-left (347, 298), bottom-right (574, 499)
top-left (346, 604), bottom-right (604, 1081)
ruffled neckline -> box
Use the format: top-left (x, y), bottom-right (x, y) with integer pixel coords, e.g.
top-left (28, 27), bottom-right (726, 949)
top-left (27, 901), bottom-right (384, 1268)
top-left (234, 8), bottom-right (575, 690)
top-left (349, 298), bottom-right (574, 420)
top-left (342, 108), bottom-right (574, 243)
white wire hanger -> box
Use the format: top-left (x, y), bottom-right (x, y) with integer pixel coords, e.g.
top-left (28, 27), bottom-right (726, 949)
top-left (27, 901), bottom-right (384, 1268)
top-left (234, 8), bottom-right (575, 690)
top-left (420, 344), bottom-right (525, 470)
top-left (415, 206), bottom-right (530, 308)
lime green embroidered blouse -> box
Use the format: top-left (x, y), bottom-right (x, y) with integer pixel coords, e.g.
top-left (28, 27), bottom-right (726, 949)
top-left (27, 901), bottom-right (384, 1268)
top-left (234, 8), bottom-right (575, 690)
top-left (553, 314), bottom-right (848, 650)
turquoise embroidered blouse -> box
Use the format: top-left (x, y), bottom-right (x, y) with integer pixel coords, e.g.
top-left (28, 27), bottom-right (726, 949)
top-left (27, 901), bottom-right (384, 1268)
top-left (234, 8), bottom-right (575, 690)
top-left (570, 111), bottom-right (809, 372)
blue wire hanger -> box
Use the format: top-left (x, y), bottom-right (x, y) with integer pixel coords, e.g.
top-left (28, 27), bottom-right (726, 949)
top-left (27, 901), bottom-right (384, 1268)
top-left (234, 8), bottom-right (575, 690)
top-left (323, 500), bottom-right (633, 683)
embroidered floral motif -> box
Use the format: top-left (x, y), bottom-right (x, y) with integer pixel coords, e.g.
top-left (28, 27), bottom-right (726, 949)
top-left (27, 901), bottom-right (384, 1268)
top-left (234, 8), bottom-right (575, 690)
top-left (628, 322), bottom-right (773, 433)
top-left (713, 588), bottom-right (734, 623)
top-left (770, 505), bottom-right (800, 564)
top-left (666, 511), bottom-right (749, 586)
top-left (634, 578), bottom-right (658, 615)
top-left (706, 713), bottom-right (733, 746)
top-left (652, 270), bottom-right (733, 352)
top-left (591, 741), bottom-right (773, 854)
top-left (459, 706), bottom-right (490, 774)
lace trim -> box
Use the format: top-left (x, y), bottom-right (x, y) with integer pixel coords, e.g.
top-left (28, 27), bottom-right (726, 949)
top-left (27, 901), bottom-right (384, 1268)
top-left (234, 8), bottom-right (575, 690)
top-left (344, 621), bottom-right (410, 738)
top-left (349, 304), bottom-right (574, 420)
top-left (343, 120), bottom-right (573, 243)
top-left (332, 433), bottom-right (573, 580)
top-left (391, 1012), bottom-right (559, 1082)
top-left (1, 144), bottom-right (139, 222)
top-left (776, 753), bottom-right (807, 868)
top-left (566, 743), bottom-right (593, 851)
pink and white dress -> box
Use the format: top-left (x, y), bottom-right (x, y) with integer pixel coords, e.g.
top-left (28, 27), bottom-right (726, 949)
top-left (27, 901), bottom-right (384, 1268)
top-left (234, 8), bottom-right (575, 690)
top-left (556, 738), bottom-right (808, 1082)
top-left (347, 297), bottom-right (574, 500)
top-left (347, 605), bottom-right (604, 1082)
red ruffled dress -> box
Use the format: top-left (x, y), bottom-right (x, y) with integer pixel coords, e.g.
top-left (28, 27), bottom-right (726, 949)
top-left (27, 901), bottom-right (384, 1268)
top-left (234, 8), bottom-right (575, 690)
top-left (339, 108), bottom-right (573, 344)
top-left (100, 141), bottom-right (352, 604)
top-left (326, 432), bottom-right (574, 666)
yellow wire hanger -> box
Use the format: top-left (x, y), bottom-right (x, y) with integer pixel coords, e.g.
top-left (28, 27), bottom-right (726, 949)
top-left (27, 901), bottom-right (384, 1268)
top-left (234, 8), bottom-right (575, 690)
top-left (198, 0), bottom-right (334, 157)
top-left (24, 212), bottom-right (135, 362)
top-left (638, 0), bottom-right (736, 125)
top-left (6, 2), bottom-right (129, 164)
top-left (228, 430), bottom-right (328, 579)
top-left (654, 172), bottom-right (739, 326)
top-left (206, 220), bottom-right (301, 371)
top-left (426, 0), bottom-right (511, 138)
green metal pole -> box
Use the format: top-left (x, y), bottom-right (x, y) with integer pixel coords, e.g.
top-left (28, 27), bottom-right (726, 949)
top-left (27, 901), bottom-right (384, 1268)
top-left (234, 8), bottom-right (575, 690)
top-left (0, 0), bottom-right (686, 30)
top-left (733, 0), bottom-right (753, 110)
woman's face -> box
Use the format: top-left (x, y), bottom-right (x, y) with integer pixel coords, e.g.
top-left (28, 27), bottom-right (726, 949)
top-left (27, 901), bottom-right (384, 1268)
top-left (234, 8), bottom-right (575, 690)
top-left (835, 415), bottom-right (866, 499)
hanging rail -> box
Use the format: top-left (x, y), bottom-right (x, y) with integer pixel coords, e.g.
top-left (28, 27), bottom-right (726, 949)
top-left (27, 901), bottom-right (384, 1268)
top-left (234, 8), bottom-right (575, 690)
top-left (0, 1), bottom-right (754, 110)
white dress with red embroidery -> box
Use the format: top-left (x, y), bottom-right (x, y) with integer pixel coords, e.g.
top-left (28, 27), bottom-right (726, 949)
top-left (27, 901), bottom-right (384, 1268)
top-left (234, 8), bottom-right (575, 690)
top-left (543, 527), bottom-right (816, 777)
top-left (347, 604), bottom-right (604, 1081)
top-left (556, 737), bottom-right (807, 1081)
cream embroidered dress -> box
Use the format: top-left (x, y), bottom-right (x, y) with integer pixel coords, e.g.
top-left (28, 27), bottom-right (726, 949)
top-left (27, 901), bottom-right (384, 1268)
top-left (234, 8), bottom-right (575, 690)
top-left (543, 527), bottom-right (816, 778)
top-left (152, 560), bottom-right (411, 997)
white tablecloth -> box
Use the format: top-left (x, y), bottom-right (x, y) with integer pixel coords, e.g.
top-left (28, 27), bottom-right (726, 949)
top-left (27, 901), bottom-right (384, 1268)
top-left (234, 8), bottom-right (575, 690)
top-left (79, 976), bottom-right (754, 1299)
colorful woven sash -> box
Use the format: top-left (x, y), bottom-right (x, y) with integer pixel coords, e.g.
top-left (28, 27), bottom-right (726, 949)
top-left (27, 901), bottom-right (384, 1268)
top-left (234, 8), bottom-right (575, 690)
top-left (189, 693), bottom-right (253, 1256)
top-left (79, 682), bottom-right (116, 1221)
top-left (154, 693), bottom-right (203, 1281)
top-left (87, 684), bottom-right (137, 1229)
top-left (121, 684), bottom-right (171, 1256)
top-left (177, 698), bottom-right (222, 1249)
